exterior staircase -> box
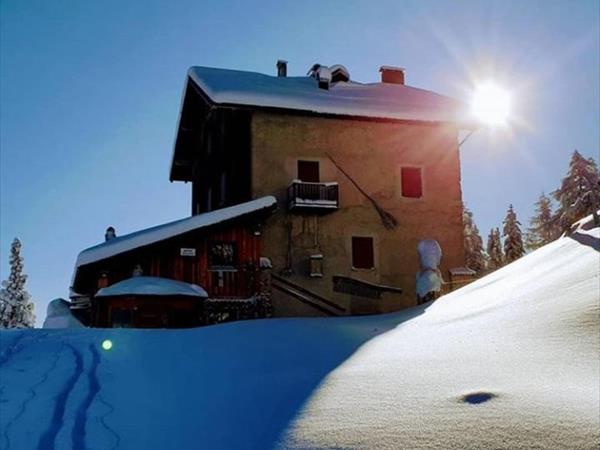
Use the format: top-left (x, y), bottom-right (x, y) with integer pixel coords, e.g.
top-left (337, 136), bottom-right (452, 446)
top-left (271, 274), bottom-right (345, 316)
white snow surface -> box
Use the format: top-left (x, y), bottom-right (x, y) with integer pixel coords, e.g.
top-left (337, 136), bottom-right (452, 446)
top-left (416, 269), bottom-right (443, 298)
top-left (1, 229), bottom-right (599, 449)
top-left (188, 66), bottom-right (474, 125)
top-left (74, 196), bottom-right (276, 269)
top-left (417, 238), bottom-right (442, 269)
top-left (42, 299), bottom-right (84, 329)
top-left (95, 276), bottom-right (208, 298)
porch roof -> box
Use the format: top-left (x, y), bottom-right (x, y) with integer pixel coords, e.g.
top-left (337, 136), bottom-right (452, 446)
top-left (95, 276), bottom-right (208, 298)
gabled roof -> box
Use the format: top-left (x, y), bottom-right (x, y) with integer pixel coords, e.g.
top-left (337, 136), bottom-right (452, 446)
top-left (187, 66), bottom-right (473, 124)
top-left (75, 196), bottom-right (277, 269)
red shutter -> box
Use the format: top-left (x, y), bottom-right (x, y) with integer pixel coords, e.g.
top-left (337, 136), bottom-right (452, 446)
top-left (352, 237), bottom-right (374, 269)
top-left (401, 167), bottom-right (423, 198)
top-left (297, 160), bottom-right (320, 182)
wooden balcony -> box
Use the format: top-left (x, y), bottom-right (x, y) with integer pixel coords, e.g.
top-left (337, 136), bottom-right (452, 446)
top-left (287, 180), bottom-right (339, 213)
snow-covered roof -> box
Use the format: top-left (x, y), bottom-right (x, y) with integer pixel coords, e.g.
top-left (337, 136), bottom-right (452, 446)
top-left (187, 66), bottom-right (474, 125)
top-left (449, 267), bottom-right (477, 276)
top-left (95, 276), bottom-right (208, 298)
top-left (75, 196), bottom-right (276, 268)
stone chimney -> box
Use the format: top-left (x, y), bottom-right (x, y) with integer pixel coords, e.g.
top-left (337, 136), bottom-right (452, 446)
top-left (277, 59), bottom-right (287, 77)
top-left (105, 226), bottom-right (116, 242)
top-left (379, 66), bottom-right (405, 85)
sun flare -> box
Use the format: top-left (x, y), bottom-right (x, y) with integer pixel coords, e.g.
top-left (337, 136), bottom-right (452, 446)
top-left (471, 82), bottom-right (512, 126)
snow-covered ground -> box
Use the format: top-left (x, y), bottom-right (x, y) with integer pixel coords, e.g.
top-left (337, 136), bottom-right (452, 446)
top-left (1, 228), bottom-right (598, 449)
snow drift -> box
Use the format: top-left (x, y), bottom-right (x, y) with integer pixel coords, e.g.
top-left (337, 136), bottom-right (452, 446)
top-left (42, 299), bottom-right (84, 329)
top-left (1, 228), bottom-right (598, 449)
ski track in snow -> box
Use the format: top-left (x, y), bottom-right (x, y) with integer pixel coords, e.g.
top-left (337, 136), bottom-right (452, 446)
top-left (1, 335), bottom-right (120, 450)
top-left (37, 343), bottom-right (84, 450)
top-left (0, 332), bottom-right (48, 367)
top-left (1, 338), bottom-right (63, 450)
top-left (72, 343), bottom-right (119, 450)
top-left (96, 391), bottom-right (120, 450)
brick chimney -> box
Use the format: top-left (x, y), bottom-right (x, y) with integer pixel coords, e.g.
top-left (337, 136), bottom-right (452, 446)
top-left (277, 59), bottom-right (287, 77)
top-left (105, 226), bottom-right (116, 242)
top-left (379, 66), bottom-right (405, 85)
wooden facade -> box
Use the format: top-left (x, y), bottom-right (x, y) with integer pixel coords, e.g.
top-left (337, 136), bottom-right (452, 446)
top-left (71, 208), bottom-right (275, 328)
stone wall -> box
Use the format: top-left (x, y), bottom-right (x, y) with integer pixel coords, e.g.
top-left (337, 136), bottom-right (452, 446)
top-left (251, 111), bottom-right (465, 315)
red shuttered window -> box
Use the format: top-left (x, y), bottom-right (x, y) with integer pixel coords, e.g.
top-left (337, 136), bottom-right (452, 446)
top-left (401, 167), bottom-right (423, 198)
top-left (352, 236), bottom-right (374, 269)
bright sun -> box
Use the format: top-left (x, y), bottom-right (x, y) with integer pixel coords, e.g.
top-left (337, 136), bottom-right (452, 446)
top-left (471, 82), bottom-right (512, 126)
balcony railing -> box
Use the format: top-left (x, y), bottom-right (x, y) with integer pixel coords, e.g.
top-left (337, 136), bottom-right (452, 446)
top-left (208, 267), bottom-right (259, 299)
top-left (287, 180), bottom-right (339, 213)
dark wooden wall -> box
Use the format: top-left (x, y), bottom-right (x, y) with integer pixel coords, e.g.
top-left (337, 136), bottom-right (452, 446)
top-left (75, 223), bottom-right (262, 299)
top-left (191, 106), bottom-right (253, 215)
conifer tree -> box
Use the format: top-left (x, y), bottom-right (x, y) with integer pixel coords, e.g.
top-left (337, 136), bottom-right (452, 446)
top-left (525, 193), bottom-right (559, 250)
top-left (503, 205), bottom-right (525, 263)
top-left (463, 204), bottom-right (486, 274)
top-left (554, 150), bottom-right (600, 231)
top-left (486, 228), bottom-right (504, 271)
top-left (0, 238), bottom-right (35, 328)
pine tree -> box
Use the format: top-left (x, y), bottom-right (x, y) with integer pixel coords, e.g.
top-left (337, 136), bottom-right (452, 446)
top-left (486, 228), bottom-right (504, 271)
top-left (503, 205), bottom-right (525, 263)
top-left (463, 204), bottom-right (486, 274)
top-left (0, 238), bottom-right (35, 328)
top-left (525, 193), bottom-right (559, 250)
top-left (554, 150), bottom-right (600, 231)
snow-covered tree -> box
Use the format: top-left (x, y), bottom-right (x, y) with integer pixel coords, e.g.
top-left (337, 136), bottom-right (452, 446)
top-left (525, 193), bottom-right (559, 250)
top-left (486, 228), bottom-right (504, 271)
top-left (0, 238), bottom-right (35, 328)
top-left (553, 150), bottom-right (600, 231)
top-left (463, 204), bottom-right (486, 274)
top-left (503, 205), bottom-right (525, 263)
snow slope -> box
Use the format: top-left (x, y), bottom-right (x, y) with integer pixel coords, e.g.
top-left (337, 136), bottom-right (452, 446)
top-left (1, 229), bottom-right (598, 450)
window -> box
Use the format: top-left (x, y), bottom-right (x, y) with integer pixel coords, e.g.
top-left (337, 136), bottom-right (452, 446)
top-left (352, 236), bottom-right (374, 269)
top-left (209, 241), bottom-right (238, 268)
top-left (206, 187), bottom-right (212, 211)
top-left (401, 167), bottom-right (423, 198)
top-left (297, 160), bottom-right (320, 183)
top-left (219, 172), bottom-right (227, 206)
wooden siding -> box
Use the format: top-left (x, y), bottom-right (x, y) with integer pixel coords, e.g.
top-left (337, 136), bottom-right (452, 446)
top-left (75, 224), bottom-right (262, 300)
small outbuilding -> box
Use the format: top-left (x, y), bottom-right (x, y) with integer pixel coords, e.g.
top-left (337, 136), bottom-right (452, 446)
top-left (70, 196), bottom-right (277, 328)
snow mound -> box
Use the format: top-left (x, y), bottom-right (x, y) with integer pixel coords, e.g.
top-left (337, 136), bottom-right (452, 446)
top-left (95, 276), bottom-right (208, 298)
top-left (1, 229), bottom-right (599, 449)
top-left (42, 298), bottom-right (84, 329)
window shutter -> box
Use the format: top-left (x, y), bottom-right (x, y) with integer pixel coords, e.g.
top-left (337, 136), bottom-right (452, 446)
top-left (401, 167), bottom-right (423, 198)
top-left (352, 237), bottom-right (374, 269)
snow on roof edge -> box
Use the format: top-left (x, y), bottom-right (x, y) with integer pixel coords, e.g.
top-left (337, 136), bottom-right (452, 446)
top-left (186, 66), bottom-right (477, 127)
top-left (75, 196), bottom-right (277, 270)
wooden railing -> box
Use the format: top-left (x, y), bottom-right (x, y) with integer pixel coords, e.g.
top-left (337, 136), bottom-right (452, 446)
top-left (208, 267), bottom-right (259, 298)
top-left (287, 181), bottom-right (339, 212)
top-left (272, 274), bottom-right (345, 316)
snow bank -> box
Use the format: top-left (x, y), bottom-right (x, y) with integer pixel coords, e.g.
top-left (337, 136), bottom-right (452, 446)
top-left (42, 298), bottom-right (84, 329)
top-left (188, 66), bottom-right (474, 125)
top-left (1, 229), bottom-right (598, 449)
top-left (95, 276), bottom-right (207, 298)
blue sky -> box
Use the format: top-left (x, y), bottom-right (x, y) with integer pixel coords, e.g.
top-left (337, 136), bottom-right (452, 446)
top-left (1, 0), bottom-right (599, 325)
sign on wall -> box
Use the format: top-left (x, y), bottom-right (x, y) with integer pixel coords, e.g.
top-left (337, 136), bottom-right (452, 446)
top-left (180, 248), bottom-right (196, 257)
